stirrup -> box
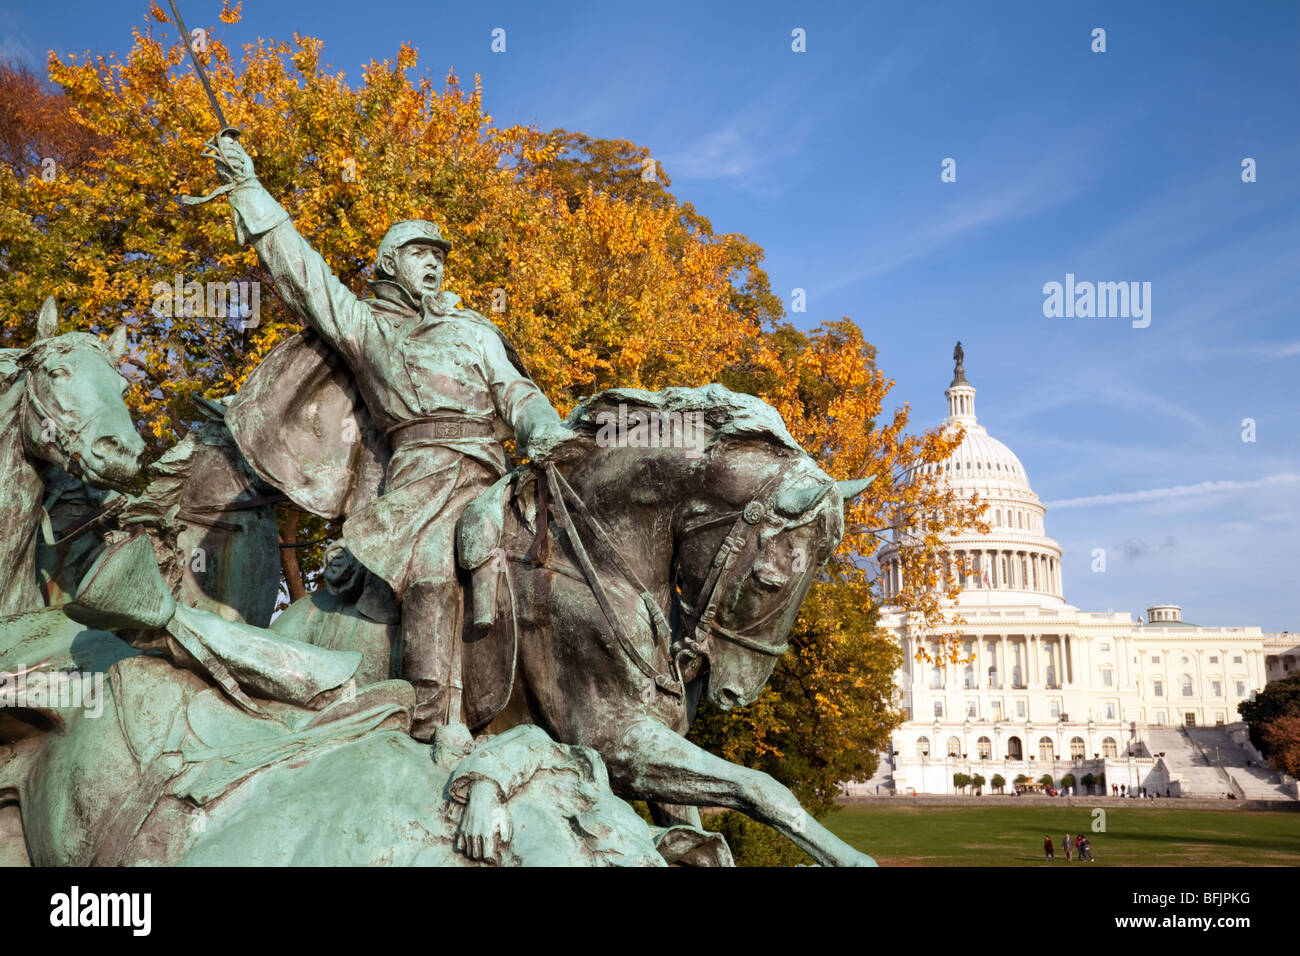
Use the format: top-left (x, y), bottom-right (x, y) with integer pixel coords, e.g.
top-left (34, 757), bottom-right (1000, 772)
top-left (66, 535), bottom-right (177, 631)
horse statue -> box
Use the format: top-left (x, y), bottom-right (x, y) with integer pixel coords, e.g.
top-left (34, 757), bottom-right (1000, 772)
top-left (4, 353), bottom-right (877, 865)
top-left (22, 384), bottom-right (873, 866)
top-left (461, 386), bottom-right (876, 867)
top-left (0, 298), bottom-right (144, 863)
top-left (0, 297), bottom-right (142, 618)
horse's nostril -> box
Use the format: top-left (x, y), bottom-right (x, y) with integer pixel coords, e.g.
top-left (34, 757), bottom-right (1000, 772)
top-left (91, 436), bottom-right (122, 460)
top-left (91, 435), bottom-right (143, 472)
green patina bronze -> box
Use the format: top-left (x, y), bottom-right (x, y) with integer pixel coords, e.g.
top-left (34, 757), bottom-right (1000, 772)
top-left (0, 132), bottom-right (880, 868)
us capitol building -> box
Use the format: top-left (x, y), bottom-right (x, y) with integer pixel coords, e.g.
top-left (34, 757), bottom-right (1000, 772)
top-left (874, 346), bottom-right (1298, 797)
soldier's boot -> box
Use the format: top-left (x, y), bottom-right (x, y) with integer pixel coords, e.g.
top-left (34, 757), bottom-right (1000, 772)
top-left (401, 578), bottom-right (467, 742)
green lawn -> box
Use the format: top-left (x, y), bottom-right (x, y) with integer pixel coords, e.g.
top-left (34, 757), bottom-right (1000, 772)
top-left (822, 803), bottom-right (1300, 866)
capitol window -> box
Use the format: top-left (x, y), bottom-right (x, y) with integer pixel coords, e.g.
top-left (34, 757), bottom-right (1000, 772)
top-left (1211, 681), bottom-right (1222, 697)
top-left (1236, 681), bottom-right (1247, 697)
top-left (1210, 655), bottom-right (1219, 664)
top-left (966, 700), bottom-right (977, 718)
top-left (1101, 666), bottom-right (1113, 687)
top-left (977, 736), bottom-right (992, 759)
top-left (1100, 643), bottom-right (1110, 651)
top-left (1233, 656), bottom-right (1243, 664)
top-left (1016, 700), bottom-right (1026, 717)
top-left (1102, 737), bottom-right (1118, 757)
top-left (1038, 737), bottom-right (1055, 761)
top-left (1151, 655), bottom-right (1160, 664)
top-left (1156, 712), bottom-right (1167, 725)
top-left (1050, 701), bottom-right (1060, 718)
top-left (933, 701), bottom-right (944, 718)
top-left (1153, 679), bottom-right (1163, 697)
top-left (1105, 702), bottom-right (1116, 719)
top-left (916, 736), bottom-right (931, 757)
top-left (1180, 675), bottom-right (1193, 697)
top-left (1070, 737), bottom-right (1086, 759)
top-left (947, 737), bottom-right (962, 758)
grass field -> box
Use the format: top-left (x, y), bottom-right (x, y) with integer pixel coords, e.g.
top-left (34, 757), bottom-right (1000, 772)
top-left (822, 803), bottom-right (1300, 866)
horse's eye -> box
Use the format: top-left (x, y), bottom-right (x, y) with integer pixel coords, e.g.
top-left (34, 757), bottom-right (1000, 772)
top-left (50, 366), bottom-right (70, 380)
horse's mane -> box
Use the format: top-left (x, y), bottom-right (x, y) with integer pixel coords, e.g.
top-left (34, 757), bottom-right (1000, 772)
top-left (563, 384), bottom-right (805, 458)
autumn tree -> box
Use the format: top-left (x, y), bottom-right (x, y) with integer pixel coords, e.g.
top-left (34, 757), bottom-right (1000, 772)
top-left (1, 5), bottom-right (987, 862)
top-left (1260, 716), bottom-right (1300, 778)
top-left (1240, 673), bottom-right (1300, 757)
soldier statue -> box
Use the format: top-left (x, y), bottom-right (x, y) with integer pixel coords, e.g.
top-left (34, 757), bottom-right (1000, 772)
top-left (204, 133), bottom-right (574, 741)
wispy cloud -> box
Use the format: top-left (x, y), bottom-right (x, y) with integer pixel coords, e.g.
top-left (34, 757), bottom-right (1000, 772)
top-left (0, 31), bottom-right (35, 68)
top-left (1043, 472), bottom-right (1300, 509)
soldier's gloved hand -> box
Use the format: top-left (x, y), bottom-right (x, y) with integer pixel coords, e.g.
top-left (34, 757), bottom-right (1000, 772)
top-left (522, 421), bottom-right (583, 465)
top-left (202, 132), bottom-right (255, 186)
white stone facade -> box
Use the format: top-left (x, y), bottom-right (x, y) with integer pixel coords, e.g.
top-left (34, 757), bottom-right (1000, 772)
top-left (877, 354), bottom-right (1293, 795)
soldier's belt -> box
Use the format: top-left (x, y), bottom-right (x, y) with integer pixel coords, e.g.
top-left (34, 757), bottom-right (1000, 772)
top-left (389, 417), bottom-right (496, 444)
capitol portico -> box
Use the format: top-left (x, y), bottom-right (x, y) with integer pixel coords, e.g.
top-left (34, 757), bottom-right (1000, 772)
top-left (874, 348), bottom-right (1298, 797)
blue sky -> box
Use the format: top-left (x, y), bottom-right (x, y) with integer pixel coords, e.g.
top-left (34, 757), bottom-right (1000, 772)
top-left (4, 1), bottom-right (1298, 630)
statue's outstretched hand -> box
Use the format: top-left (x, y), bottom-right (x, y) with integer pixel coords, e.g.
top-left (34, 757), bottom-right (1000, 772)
top-left (455, 779), bottom-right (513, 863)
top-left (202, 133), bottom-right (255, 186)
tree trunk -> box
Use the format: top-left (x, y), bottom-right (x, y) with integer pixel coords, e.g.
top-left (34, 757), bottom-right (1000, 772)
top-left (279, 507), bottom-right (308, 604)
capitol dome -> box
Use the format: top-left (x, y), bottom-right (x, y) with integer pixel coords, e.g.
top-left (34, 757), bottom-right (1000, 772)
top-left (882, 344), bottom-right (1065, 606)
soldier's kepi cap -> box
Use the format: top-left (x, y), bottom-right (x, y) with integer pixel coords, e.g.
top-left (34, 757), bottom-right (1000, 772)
top-left (375, 220), bottom-right (451, 277)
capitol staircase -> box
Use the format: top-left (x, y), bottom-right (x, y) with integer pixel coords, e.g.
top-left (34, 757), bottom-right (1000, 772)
top-left (1148, 725), bottom-right (1296, 800)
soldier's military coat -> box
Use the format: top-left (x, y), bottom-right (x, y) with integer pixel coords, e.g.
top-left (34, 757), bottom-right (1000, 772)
top-left (223, 181), bottom-right (559, 601)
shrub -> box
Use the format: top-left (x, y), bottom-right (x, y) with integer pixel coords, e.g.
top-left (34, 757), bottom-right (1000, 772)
top-left (991, 773), bottom-right (1006, 792)
top-left (1039, 774), bottom-right (1054, 788)
top-left (701, 811), bottom-right (812, 867)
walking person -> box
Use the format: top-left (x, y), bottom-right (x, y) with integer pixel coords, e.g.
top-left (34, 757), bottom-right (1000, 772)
top-left (1043, 835), bottom-right (1054, 861)
top-left (1063, 832), bottom-right (1072, 862)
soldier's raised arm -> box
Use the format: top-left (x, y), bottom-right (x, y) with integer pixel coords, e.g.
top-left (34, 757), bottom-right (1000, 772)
top-left (204, 133), bottom-right (369, 360)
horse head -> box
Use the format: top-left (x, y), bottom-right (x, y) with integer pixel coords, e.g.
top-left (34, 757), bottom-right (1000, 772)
top-left (11, 297), bottom-right (143, 489)
top-left (662, 391), bottom-right (874, 712)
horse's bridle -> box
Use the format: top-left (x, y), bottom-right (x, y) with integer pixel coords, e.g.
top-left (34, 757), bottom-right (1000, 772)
top-left (537, 458), bottom-right (833, 699)
top-left (673, 475), bottom-right (833, 673)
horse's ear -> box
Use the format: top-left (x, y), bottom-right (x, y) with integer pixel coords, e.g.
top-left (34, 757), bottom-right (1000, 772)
top-left (775, 481), bottom-right (837, 517)
top-left (106, 324), bottom-right (128, 362)
top-left (836, 476), bottom-right (875, 506)
top-left (36, 296), bottom-right (58, 340)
